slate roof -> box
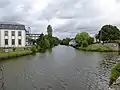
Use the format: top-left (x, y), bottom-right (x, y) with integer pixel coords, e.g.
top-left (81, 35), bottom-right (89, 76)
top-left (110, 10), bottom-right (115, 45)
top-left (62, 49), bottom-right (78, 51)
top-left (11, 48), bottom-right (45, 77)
top-left (0, 21), bottom-right (25, 30)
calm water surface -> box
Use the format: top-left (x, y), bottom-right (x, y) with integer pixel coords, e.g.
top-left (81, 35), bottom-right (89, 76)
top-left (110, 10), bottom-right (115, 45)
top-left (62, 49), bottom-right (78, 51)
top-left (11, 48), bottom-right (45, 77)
top-left (0, 45), bottom-right (119, 90)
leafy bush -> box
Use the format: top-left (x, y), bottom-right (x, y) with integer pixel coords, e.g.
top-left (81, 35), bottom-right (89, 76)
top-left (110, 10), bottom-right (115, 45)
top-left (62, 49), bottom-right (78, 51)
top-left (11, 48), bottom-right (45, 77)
top-left (30, 46), bottom-right (36, 54)
top-left (81, 40), bottom-right (88, 47)
top-left (109, 63), bottom-right (120, 86)
top-left (13, 47), bottom-right (16, 51)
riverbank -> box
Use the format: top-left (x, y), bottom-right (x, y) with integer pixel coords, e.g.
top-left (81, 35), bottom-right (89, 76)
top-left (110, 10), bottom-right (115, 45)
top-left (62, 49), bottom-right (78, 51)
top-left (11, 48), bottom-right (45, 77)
top-left (109, 63), bottom-right (120, 89)
top-left (76, 44), bottom-right (118, 52)
top-left (0, 48), bottom-right (33, 60)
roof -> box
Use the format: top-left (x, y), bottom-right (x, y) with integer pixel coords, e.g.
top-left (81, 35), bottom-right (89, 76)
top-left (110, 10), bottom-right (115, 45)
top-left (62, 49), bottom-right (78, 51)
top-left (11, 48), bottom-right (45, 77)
top-left (0, 21), bottom-right (23, 25)
top-left (26, 34), bottom-right (42, 36)
top-left (0, 21), bottom-right (25, 30)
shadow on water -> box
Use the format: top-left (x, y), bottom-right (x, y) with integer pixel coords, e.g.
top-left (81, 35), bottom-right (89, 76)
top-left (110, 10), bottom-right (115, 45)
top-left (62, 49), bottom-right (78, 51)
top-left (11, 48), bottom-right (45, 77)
top-left (0, 64), bottom-right (5, 90)
top-left (47, 48), bottom-right (52, 54)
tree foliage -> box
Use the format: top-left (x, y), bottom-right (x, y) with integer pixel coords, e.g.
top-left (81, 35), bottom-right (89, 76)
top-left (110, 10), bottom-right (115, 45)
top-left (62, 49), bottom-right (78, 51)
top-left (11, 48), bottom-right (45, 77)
top-left (97, 25), bottom-right (120, 41)
top-left (60, 38), bottom-right (71, 45)
top-left (35, 25), bottom-right (60, 52)
top-left (75, 32), bottom-right (93, 47)
top-left (81, 40), bottom-right (88, 47)
top-left (75, 32), bottom-right (90, 45)
top-left (47, 25), bottom-right (52, 37)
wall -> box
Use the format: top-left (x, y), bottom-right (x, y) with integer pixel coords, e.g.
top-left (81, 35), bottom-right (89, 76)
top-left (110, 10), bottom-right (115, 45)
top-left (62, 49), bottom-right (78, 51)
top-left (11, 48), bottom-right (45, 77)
top-left (0, 29), bottom-right (25, 48)
top-left (103, 43), bottom-right (119, 51)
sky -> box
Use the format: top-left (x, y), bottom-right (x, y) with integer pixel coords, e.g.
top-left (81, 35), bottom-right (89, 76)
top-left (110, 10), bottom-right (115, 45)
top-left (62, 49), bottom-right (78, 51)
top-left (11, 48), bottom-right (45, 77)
top-left (0, 0), bottom-right (120, 38)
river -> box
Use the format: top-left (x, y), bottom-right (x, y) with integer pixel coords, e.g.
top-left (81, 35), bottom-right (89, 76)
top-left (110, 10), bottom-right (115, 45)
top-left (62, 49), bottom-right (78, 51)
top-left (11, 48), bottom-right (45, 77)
top-left (0, 45), bottom-right (119, 90)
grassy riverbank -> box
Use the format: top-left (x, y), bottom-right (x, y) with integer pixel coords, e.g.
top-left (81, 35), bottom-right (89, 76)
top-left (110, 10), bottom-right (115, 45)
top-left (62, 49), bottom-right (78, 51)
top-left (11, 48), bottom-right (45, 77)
top-left (109, 63), bottom-right (120, 86)
top-left (0, 48), bottom-right (33, 60)
top-left (77, 44), bottom-right (117, 52)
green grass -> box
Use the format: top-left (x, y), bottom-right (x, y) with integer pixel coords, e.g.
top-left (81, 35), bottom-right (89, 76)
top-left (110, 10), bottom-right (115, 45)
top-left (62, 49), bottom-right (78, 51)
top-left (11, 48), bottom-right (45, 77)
top-left (109, 63), bottom-right (120, 86)
top-left (0, 48), bottom-right (32, 60)
top-left (78, 44), bottom-right (115, 52)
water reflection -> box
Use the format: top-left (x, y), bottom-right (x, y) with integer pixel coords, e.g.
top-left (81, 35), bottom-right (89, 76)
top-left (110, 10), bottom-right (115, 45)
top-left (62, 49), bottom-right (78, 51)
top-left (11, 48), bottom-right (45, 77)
top-left (0, 65), bottom-right (5, 90)
top-left (47, 48), bottom-right (52, 53)
top-left (0, 46), bottom-right (120, 90)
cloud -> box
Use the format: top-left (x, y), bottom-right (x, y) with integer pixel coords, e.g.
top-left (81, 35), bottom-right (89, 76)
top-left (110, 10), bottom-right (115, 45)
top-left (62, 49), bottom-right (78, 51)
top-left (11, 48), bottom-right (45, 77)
top-left (0, 0), bottom-right (120, 38)
top-left (0, 0), bottom-right (11, 8)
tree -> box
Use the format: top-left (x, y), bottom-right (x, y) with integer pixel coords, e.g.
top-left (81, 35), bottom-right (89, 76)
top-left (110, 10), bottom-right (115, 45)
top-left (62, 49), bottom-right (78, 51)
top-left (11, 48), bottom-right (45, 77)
top-left (47, 25), bottom-right (52, 37)
top-left (36, 33), bottom-right (50, 52)
top-left (47, 25), bottom-right (54, 47)
top-left (34, 25), bottom-right (60, 52)
top-left (88, 37), bottom-right (94, 45)
top-left (75, 32), bottom-right (91, 45)
top-left (60, 38), bottom-right (71, 45)
top-left (52, 37), bottom-right (60, 46)
top-left (97, 25), bottom-right (120, 42)
top-left (81, 40), bottom-right (88, 47)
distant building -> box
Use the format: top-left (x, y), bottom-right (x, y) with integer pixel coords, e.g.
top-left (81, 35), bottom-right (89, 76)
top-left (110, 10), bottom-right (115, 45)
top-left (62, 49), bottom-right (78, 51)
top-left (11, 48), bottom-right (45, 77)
top-left (69, 40), bottom-right (77, 47)
top-left (0, 23), bottom-right (26, 48)
top-left (26, 33), bottom-right (41, 45)
top-left (27, 34), bottom-right (41, 40)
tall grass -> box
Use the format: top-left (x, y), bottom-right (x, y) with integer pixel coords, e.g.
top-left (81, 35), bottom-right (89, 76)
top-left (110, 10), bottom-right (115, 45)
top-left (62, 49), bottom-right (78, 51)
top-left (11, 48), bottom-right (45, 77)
top-left (78, 44), bottom-right (115, 52)
top-left (109, 63), bottom-right (120, 86)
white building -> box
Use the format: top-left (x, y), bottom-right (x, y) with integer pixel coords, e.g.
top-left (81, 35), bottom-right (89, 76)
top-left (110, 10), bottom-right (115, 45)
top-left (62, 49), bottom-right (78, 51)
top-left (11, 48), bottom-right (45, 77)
top-left (69, 40), bottom-right (77, 46)
top-left (28, 34), bottom-right (41, 40)
top-left (26, 33), bottom-right (41, 45)
top-left (0, 23), bottom-right (26, 48)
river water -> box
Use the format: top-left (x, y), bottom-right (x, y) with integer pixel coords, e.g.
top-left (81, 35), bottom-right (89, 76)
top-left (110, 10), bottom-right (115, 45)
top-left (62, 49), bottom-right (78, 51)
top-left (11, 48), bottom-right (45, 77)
top-left (0, 45), bottom-right (119, 90)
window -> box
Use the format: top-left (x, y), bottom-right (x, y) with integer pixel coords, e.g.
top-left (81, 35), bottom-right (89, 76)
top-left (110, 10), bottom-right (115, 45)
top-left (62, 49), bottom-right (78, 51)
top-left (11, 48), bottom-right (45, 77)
top-left (18, 31), bottom-right (21, 36)
top-left (5, 39), bottom-right (8, 45)
top-left (12, 31), bottom-right (15, 36)
top-left (5, 31), bottom-right (8, 36)
top-left (12, 39), bottom-right (15, 45)
top-left (2, 25), bottom-right (4, 28)
top-left (15, 26), bottom-right (18, 29)
top-left (18, 39), bottom-right (21, 45)
top-left (9, 25), bottom-right (12, 28)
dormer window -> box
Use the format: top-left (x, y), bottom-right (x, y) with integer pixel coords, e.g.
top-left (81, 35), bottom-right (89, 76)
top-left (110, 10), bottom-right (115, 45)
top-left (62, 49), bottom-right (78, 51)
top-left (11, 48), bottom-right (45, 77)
top-left (9, 25), bottom-right (12, 28)
top-left (2, 25), bottom-right (4, 28)
top-left (15, 26), bottom-right (18, 29)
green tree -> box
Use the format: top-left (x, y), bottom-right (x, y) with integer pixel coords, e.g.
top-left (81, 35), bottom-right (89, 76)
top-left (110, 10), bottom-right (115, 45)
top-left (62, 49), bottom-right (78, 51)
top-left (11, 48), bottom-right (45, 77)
top-left (36, 33), bottom-right (50, 52)
top-left (75, 32), bottom-right (90, 45)
top-left (52, 37), bottom-right (60, 46)
top-left (60, 38), bottom-right (71, 45)
top-left (47, 25), bottom-right (54, 47)
top-left (35, 25), bottom-right (60, 52)
top-left (97, 25), bottom-right (120, 42)
top-left (81, 40), bottom-right (88, 47)
top-left (88, 37), bottom-right (94, 45)
top-left (47, 25), bottom-right (52, 37)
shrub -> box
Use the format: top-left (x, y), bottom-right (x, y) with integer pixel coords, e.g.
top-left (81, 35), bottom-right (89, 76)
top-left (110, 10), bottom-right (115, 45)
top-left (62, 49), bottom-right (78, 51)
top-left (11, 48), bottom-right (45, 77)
top-left (81, 40), bottom-right (88, 47)
top-left (13, 47), bottom-right (16, 51)
top-left (31, 46), bottom-right (36, 54)
top-left (109, 63), bottom-right (120, 86)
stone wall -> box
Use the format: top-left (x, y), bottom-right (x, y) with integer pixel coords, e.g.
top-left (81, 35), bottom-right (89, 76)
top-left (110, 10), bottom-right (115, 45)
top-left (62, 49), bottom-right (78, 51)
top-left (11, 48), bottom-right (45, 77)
top-left (103, 43), bottom-right (119, 51)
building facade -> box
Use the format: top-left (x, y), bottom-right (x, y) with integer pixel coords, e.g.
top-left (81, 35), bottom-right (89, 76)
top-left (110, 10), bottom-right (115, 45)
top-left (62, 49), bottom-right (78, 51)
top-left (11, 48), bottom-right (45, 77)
top-left (28, 34), bottom-right (41, 40)
top-left (0, 24), bottom-right (26, 48)
top-left (26, 34), bottom-right (41, 45)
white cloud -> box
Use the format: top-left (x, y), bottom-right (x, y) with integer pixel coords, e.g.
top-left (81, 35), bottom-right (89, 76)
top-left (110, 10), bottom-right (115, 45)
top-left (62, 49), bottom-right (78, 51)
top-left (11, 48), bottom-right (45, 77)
top-left (0, 0), bottom-right (120, 38)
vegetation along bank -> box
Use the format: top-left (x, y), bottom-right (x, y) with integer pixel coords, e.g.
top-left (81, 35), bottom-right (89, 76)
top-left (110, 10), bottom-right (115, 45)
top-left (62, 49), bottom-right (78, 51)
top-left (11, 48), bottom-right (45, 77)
top-left (0, 25), bottom-right (60, 60)
top-left (60, 24), bottom-right (120, 52)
